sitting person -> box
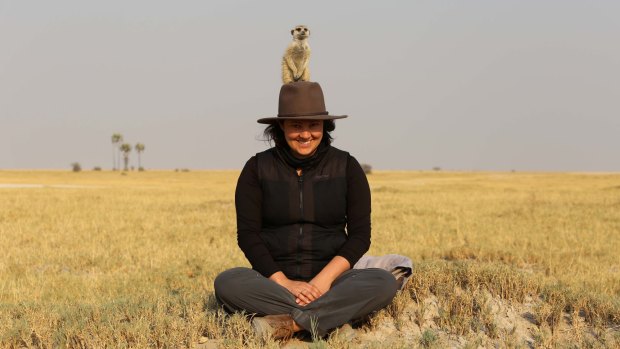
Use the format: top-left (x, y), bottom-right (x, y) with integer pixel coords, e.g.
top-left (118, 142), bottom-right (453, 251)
top-left (214, 82), bottom-right (398, 340)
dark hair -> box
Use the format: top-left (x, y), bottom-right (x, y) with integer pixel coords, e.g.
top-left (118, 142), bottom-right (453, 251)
top-left (263, 120), bottom-right (335, 148)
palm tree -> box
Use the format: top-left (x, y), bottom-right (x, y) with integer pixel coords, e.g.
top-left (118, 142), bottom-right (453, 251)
top-left (111, 133), bottom-right (123, 171)
top-left (135, 143), bottom-right (145, 171)
top-left (120, 143), bottom-right (132, 171)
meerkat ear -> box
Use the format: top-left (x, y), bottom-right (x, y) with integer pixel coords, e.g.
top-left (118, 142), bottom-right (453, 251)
top-left (291, 29), bottom-right (294, 36)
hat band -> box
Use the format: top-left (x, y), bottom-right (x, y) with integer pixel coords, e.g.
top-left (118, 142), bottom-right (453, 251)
top-left (277, 110), bottom-right (329, 117)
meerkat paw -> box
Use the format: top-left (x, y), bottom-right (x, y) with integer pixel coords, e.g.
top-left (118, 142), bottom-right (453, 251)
top-left (300, 70), bottom-right (310, 82)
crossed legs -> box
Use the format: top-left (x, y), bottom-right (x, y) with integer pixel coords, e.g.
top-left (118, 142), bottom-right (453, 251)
top-left (214, 267), bottom-right (398, 337)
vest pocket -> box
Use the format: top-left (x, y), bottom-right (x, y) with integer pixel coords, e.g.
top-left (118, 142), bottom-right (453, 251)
top-left (261, 180), bottom-right (292, 225)
top-left (306, 229), bottom-right (347, 261)
top-left (260, 228), bottom-right (297, 261)
top-left (313, 177), bottom-right (347, 224)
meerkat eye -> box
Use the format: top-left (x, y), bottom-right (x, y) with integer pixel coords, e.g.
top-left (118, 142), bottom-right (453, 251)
top-left (296, 28), bottom-right (301, 31)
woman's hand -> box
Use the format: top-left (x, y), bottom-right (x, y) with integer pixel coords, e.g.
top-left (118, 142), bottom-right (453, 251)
top-left (283, 279), bottom-right (323, 306)
top-left (269, 272), bottom-right (323, 306)
top-left (309, 256), bottom-right (351, 296)
top-left (308, 278), bottom-right (332, 295)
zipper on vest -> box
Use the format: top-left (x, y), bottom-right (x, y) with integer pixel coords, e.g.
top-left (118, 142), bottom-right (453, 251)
top-left (296, 170), bottom-right (304, 278)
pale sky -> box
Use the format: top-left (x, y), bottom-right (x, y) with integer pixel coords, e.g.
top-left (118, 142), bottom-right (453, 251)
top-left (1, 0), bottom-right (619, 171)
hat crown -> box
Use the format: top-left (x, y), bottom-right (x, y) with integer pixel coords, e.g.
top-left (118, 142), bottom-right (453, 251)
top-left (278, 82), bottom-right (328, 117)
top-left (256, 81), bottom-right (347, 124)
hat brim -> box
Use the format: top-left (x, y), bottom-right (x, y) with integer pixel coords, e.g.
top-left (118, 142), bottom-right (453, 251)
top-left (257, 114), bottom-right (348, 124)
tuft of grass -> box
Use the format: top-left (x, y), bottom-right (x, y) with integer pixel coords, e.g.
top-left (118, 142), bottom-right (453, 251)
top-left (538, 285), bottom-right (567, 333)
top-left (420, 329), bottom-right (438, 348)
top-left (386, 290), bottom-right (409, 330)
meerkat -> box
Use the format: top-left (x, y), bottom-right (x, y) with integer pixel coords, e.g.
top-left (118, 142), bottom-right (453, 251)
top-left (281, 25), bottom-right (311, 84)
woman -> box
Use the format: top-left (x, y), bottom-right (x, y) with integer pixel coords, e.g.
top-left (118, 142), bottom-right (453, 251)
top-left (214, 82), bottom-right (397, 340)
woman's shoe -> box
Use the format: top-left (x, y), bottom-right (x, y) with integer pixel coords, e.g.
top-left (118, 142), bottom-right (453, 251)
top-left (252, 314), bottom-right (295, 341)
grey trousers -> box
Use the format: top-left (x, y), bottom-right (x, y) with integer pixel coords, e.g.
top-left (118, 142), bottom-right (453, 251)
top-left (213, 267), bottom-right (398, 337)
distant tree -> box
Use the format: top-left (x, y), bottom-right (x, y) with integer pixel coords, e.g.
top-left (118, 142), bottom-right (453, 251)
top-left (361, 163), bottom-right (372, 175)
top-left (93, 166), bottom-right (102, 171)
top-left (432, 166), bottom-right (441, 171)
top-left (71, 162), bottom-right (82, 172)
top-left (111, 133), bottom-right (123, 170)
top-left (135, 142), bottom-right (145, 171)
top-left (120, 143), bottom-right (132, 171)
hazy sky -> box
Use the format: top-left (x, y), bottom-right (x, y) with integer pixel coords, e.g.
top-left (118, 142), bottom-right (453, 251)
top-left (1, 1), bottom-right (619, 171)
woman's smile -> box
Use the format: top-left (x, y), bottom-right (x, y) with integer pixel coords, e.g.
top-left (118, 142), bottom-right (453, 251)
top-left (281, 120), bottom-right (324, 158)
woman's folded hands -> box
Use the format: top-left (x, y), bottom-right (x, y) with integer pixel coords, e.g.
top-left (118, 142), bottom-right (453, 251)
top-left (269, 271), bottom-right (323, 306)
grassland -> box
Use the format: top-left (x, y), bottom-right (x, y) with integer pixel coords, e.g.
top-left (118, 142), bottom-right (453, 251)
top-left (1, 170), bottom-right (619, 348)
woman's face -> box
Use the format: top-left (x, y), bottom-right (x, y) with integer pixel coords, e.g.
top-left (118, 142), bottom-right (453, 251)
top-left (281, 119), bottom-right (324, 158)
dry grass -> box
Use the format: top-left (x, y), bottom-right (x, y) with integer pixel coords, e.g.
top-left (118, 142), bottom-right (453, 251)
top-left (1, 170), bottom-right (619, 348)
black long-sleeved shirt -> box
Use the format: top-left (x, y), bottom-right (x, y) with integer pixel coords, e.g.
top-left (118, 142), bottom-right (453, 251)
top-left (235, 152), bottom-right (371, 278)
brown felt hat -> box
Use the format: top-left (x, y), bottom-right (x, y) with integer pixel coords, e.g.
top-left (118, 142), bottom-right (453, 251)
top-left (257, 81), bottom-right (348, 124)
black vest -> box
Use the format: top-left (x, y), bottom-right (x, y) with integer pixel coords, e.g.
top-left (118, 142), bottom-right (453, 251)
top-left (256, 146), bottom-right (349, 280)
